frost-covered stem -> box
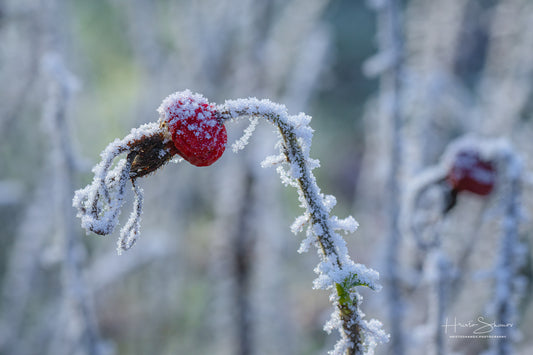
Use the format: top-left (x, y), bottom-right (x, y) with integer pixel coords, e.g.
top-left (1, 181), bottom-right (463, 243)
top-left (276, 120), bottom-right (340, 262)
top-left (489, 153), bottom-right (524, 355)
top-left (336, 284), bottom-right (365, 355)
top-left (275, 119), bottom-right (362, 354)
top-left (223, 107), bottom-right (340, 264)
top-left (219, 100), bottom-right (385, 355)
top-left (372, 0), bottom-right (406, 353)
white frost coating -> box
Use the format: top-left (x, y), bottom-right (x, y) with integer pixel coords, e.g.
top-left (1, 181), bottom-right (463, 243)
top-left (291, 214), bottom-right (310, 234)
top-left (360, 318), bottom-right (390, 355)
top-left (117, 180), bottom-right (144, 254)
top-left (325, 316), bottom-right (388, 355)
top-left (232, 116), bottom-right (260, 152)
top-left (219, 97), bottom-right (387, 354)
top-left (73, 154), bottom-right (131, 235)
top-left (158, 89), bottom-right (209, 124)
top-left (297, 227), bottom-right (316, 254)
top-left (276, 165), bottom-right (299, 188)
top-left (260, 153), bottom-right (287, 168)
top-left (323, 194), bottom-right (337, 212)
top-left (313, 258), bottom-right (382, 292)
top-left (157, 90), bottom-right (225, 155)
top-left (329, 216), bottom-right (359, 234)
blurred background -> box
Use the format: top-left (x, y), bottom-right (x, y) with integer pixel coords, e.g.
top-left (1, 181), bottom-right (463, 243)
top-left (0, 0), bottom-right (532, 354)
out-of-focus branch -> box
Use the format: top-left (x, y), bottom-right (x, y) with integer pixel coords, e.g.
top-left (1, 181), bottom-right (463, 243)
top-left (488, 150), bottom-right (527, 355)
top-left (477, 0), bottom-right (533, 137)
top-left (42, 51), bottom-right (106, 355)
top-left (367, 0), bottom-right (406, 353)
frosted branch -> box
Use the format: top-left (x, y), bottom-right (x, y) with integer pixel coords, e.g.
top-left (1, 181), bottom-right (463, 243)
top-left (219, 97), bottom-right (387, 354)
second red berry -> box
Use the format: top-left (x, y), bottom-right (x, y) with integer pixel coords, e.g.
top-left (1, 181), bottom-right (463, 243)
top-left (447, 150), bottom-right (496, 196)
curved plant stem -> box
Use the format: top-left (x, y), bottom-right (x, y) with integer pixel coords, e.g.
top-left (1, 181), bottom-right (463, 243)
top-left (219, 99), bottom-right (386, 354)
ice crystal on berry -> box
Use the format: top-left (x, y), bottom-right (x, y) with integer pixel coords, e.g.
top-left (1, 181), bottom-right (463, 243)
top-left (158, 90), bottom-right (227, 167)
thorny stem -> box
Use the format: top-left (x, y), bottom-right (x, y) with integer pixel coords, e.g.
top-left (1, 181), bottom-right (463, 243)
top-left (220, 106), bottom-right (366, 354)
top-left (277, 119), bottom-right (365, 354)
top-left (276, 119), bottom-right (340, 263)
top-left (225, 110), bottom-right (340, 263)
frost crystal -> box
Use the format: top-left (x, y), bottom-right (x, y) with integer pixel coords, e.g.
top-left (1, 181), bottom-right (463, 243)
top-left (232, 116), bottom-right (260, 152)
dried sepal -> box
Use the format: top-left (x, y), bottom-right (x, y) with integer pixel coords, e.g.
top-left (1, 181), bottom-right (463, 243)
top-left (128, 125), bottom-right (178, 179)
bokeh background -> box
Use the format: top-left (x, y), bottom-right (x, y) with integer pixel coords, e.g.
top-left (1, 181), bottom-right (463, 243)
top-left (1, 0), bottom-right (532, 354)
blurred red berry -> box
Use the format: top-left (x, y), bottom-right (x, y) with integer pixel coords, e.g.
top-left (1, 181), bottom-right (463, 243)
top-left (447, 150), bottom-right (496, 196)
top-left (159, 91), bottom-right (227, 167)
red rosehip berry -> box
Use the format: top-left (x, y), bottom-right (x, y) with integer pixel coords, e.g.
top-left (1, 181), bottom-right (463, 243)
top-left (158, 91), bottom-right (227, 167)
top-left (447, 150), bottom-right (496, 196)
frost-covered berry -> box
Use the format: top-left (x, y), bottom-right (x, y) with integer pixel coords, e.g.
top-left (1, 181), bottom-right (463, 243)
top-left (447, 150), bottom-right (496, 196)
top-left (158, 90), bottom-right (227, 167)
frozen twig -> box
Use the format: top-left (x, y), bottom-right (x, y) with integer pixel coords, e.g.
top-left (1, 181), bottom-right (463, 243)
top-left (367, 0), bottom-right (406, 353)
top-left (486, 149), bottom-right (527, 355)
top-left (42, 49), bottom-right (106, 355)
top-left (219, 98), bottom-right (388, 355)
top-left (0, 179), bottom-right (54, 354)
